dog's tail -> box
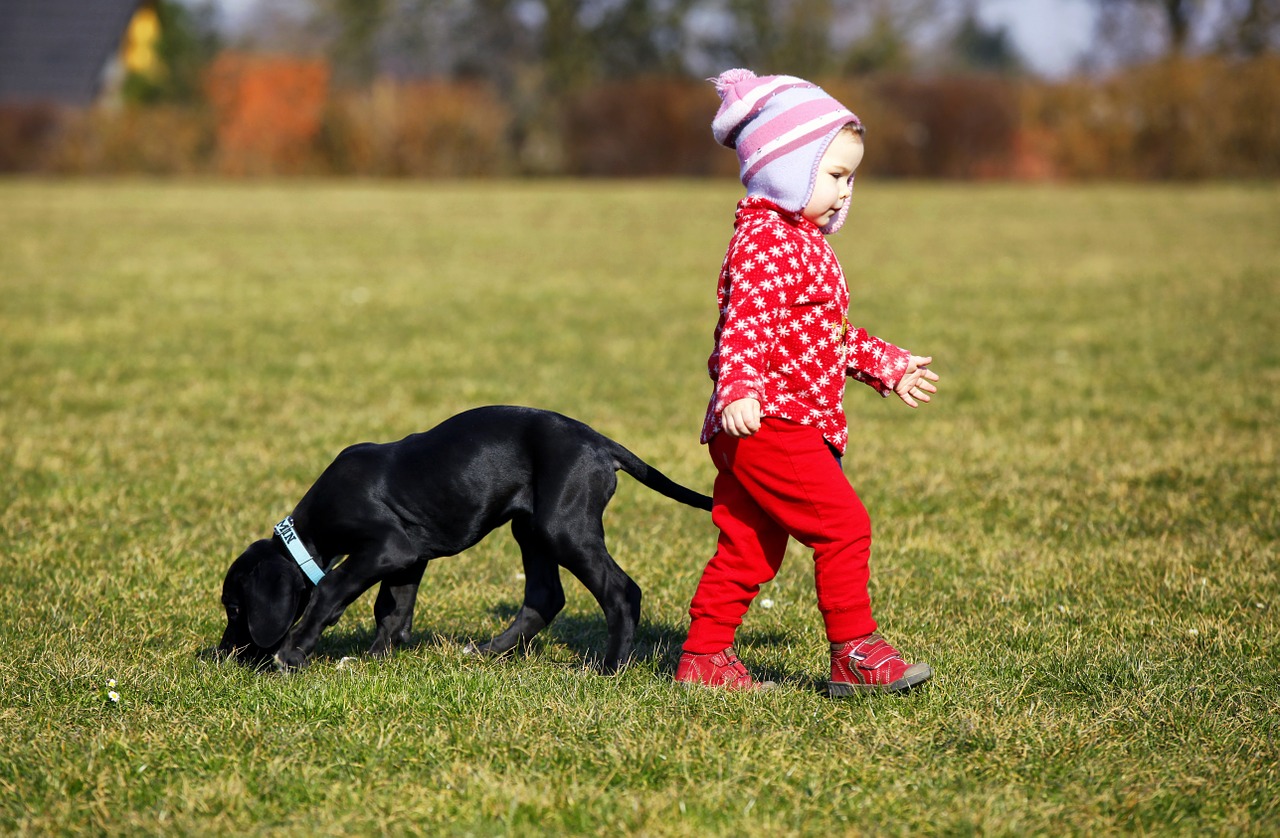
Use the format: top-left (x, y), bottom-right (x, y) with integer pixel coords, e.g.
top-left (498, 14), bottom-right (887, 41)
top-left (609, 443), bottom-right (713, 512)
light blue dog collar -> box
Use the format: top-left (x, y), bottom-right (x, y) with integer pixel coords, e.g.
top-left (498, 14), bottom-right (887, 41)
top-left (274, 516), bottom-right (325, 585)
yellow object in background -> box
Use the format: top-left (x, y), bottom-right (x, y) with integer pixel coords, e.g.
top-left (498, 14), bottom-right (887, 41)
top-left (122, 5), bottom-right (161, 78)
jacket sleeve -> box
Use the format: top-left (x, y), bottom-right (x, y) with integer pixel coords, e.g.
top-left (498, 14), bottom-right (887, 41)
top-left (846, 327), bottom-right (911, 397)
top-left (711, 229), bottom-right (796, 414)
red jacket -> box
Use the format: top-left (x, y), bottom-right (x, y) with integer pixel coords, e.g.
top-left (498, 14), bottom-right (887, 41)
top-left (701, 197), bottom-right (910, 454)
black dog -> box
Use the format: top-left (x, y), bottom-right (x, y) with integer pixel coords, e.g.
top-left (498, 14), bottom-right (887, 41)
top-left (219, 405), bottom-right (711, 673)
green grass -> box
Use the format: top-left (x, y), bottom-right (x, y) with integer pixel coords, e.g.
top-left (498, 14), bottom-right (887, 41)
top-left (1, 178), bottom-right (1276, 835)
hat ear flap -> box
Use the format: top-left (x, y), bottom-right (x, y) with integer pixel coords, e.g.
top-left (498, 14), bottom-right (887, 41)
top-left (246, 561), bottom-right (303, 649)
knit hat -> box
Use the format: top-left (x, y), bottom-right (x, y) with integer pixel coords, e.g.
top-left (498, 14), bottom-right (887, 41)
top-left (710, 68), bottom-right (862, 234)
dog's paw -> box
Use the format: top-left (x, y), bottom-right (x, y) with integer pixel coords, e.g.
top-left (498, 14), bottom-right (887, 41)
top-left (367, 636), bottom-right (403, 658)
top-left (462, 637), bottom-right (529, 660)
top-left (461, 639), bottom-right (509, 657)
top-left (272, 649), bottom-right (308, 672)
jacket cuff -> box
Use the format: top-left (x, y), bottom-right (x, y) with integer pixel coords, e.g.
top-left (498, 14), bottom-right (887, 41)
top-left (849, 342), bottom-right (912, 397)
top-left (850, 369), bottom-right (894, 398)
top-left (714, 379), bottom-right (762, 414)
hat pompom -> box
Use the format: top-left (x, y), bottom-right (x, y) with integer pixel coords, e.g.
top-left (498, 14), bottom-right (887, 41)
top-left (711, 68), bottom-right (756, 99)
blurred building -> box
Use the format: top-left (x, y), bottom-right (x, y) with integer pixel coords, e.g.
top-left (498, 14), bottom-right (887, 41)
top-left (0, 0), bottom-right (157, 105)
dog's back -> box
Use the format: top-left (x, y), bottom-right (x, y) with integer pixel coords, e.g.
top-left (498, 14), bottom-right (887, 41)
top-left (304, 405), bottom-right (708, 525)
top-left (292, 406), bottom-right (676, 556)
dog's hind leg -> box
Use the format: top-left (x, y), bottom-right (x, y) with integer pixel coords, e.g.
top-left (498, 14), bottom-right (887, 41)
top-left (526, 460), bottom-right (640, 674)
top-left (557, 533), bottom-right (641, 675)
top-left (369, 559), bottom-right (428, 657)
top-left (542, 498), bottom-right (640, 675)
top-left (467, 516), bottom-right (566, 658)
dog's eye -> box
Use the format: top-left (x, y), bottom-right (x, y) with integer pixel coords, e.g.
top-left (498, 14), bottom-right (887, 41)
top-left (226, 605), bottom-right (241, 620)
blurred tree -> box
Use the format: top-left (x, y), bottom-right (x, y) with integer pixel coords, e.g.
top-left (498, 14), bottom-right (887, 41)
top-left (1214, 0), bottom-right (1280, 56)
top-left (716, 0), bottom-right (773, 69)
top-left (1089, 0), bottom-right (1277, 65)
top-left (841, 7), bottom-right (915, 75)
top-left (773, 0), bottom-right (839, 77)
top-left (312, 0), bottom-right (390, 86)
top-left (122, 0), bottom-right (221, 104)
top-left (451, 0), bottom-right (532, 83)
top-left (844, 8), bottom-right (916, 74)
top-left (542, 0), bottom-right (593, 91)
top-left (592, 0), bottom-right (696, 78)
top-left (1091, 0), bottom-right (1200, 58)
top-left (949, 8), bottom-right (1023, 74)
top-left (290, 0), bottom-right (963, 88)
top-left (692, 0), bottom-right (934, 79)
top-left (204, 53), bottom-right (329, 173)
top-left (837, 0), bottom-right (945, 77)
top-left (535, 0), bottom-right (698, 89)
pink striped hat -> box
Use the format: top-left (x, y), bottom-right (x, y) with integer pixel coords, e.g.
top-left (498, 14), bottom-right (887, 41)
top-left (711, 68), bottom-right (862, 234)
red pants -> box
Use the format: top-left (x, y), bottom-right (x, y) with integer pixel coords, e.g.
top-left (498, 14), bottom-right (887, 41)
top-left (683, 419), bottom-right (878, 654)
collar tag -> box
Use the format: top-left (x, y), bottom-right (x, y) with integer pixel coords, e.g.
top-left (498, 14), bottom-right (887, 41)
top-left (274, 516), bottom-right (325, 585)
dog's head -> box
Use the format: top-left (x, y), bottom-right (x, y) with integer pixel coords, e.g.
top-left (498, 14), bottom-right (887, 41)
top-left (218, 538), bottom-right (312, 664)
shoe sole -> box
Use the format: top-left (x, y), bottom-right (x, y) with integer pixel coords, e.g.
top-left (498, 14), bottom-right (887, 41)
top-left (827, 663), bottom-right (932, 696)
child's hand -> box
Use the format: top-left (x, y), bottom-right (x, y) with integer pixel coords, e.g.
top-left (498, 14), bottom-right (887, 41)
top-left (721, 398), bottom-right (762, 437)
top-left (894, 355), bottom-right (939, 408)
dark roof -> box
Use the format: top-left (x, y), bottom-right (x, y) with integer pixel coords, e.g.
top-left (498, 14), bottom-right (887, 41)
top-left (0, 0), bottom-right (142, 105)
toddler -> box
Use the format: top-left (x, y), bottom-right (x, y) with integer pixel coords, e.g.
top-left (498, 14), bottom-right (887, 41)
top-left (674, 69), bottom-right (940, 695)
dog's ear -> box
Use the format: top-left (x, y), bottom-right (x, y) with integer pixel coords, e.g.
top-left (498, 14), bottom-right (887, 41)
top-left (246, 560), bottom-right (303, 649)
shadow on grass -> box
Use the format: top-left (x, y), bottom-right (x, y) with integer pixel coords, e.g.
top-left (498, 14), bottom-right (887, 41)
top-left (198, 600), bottom-right (824, 691)
top-left (539, 611), bottom-right (819, 690)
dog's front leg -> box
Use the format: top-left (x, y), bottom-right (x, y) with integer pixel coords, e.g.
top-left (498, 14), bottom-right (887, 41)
top-left (272, 568), bottom-right (369, 670)
top-left (274, 538), bottom-right (416, 670)
top-left (369, 560), bottom-right (428, 657)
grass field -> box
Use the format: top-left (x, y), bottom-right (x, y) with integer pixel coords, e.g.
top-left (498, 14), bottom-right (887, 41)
top-left (1, 178), bottom-right (1277, 835)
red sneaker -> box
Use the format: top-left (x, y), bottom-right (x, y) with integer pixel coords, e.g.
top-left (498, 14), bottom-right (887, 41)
top-left (675, 648), bottom-right (774, 691)
top-left (829, 634), bottom-right (931, 696)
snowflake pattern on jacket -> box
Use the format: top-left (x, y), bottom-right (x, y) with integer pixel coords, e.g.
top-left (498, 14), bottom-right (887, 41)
top-left (701, 196), bottom-right (911, 454)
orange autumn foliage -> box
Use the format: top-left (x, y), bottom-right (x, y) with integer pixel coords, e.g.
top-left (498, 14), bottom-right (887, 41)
top-left (204, 53), bottom-right (329, 175)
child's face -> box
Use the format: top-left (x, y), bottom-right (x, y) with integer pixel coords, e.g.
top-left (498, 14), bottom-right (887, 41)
top-left (802, 130), bottom-right (864, 228)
